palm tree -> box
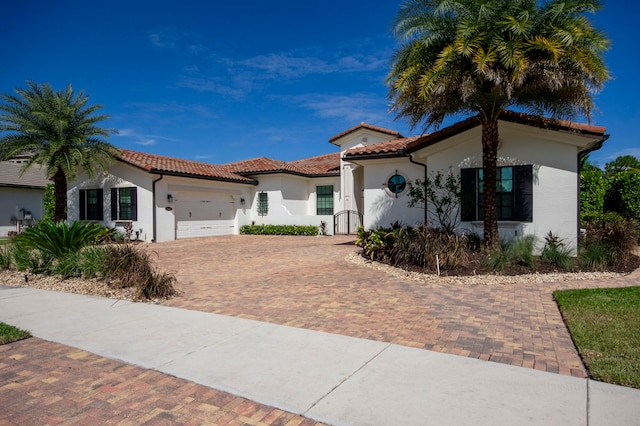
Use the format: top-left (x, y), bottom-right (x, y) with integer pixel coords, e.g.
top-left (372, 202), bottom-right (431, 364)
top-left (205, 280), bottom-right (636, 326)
top-left (387, 0), bottom-right (609, 250)
top-left (0, 81), bottom-right (118, 222)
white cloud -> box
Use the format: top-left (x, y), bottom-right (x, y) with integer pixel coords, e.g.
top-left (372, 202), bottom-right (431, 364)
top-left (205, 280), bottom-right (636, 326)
top-left (148, 30), bottom-right (180, 49)
top-left (285, 93), bottom-right (391, 124)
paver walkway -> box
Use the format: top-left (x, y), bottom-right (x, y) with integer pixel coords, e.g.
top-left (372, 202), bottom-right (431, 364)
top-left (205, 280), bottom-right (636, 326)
top-left (1, 338), bottom-right (322, 426)
top-left (155, 235), bottom-right (640, 378)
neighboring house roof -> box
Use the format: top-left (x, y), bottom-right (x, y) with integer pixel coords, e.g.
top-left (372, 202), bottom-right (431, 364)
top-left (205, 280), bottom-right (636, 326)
top-left (329, 122), bottom-right (404, 144)
top-left (344, 111), bottom-right (608, 159)
top-left (118, 149), bottom-right (258, 184)
top-left (0, 161), bottom-right (50, 189)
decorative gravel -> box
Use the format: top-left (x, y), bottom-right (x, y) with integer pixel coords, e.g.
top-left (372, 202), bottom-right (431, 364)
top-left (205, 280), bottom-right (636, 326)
top-left (345, 252), bottom-right (625, 286)
top-left (0, 270), bottom-right (139, 301)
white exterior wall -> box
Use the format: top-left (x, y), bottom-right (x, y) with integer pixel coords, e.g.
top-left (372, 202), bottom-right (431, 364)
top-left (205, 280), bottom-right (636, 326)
top-left (361, 158), bottom-right (425, 229)
top-left (332, 128), bottom-right (400, 213)
top-left (68, 163), bottom-right (255, 242)
top-left (411, 122), bottom-right (584, 251)
top-left (0, 187), bottom-right (45, 236)
top-left (249, 174), bottom-right (340, 234)
top-left (356, 121), bottom-right (589, 251)
top-left (68, 163), bottom-right (155, 241)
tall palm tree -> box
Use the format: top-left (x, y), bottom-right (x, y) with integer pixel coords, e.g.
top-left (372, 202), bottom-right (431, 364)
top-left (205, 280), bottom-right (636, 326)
top-left (387, 0), bottom-right (609, 249)
top-left (0, 81), bottom-right (118, 222)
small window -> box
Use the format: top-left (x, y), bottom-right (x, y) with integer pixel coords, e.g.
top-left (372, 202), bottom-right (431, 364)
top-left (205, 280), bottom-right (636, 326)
top-left (257, 192), bottom-right (268, 216)
top-left (316, 185), bottom-right (334, 215)
top-left (386, 173), bottom-right (407, 197)
top-left (111, 187), bottom-right (138, 221)
top-left (79, 189), bottom-right (103, 221)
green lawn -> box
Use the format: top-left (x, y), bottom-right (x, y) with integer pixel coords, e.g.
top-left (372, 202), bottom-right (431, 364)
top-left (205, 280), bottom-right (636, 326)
top-left (0, 322), bottom-right (31, 345)
top-left (554, 286), bottom-right (640, 389)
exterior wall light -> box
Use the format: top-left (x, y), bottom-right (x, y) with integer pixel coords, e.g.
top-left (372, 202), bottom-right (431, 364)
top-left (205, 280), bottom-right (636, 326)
top-left (167, 194), bottom-right (173, 203)
top-left (240, 197), bottom-right (246, 206)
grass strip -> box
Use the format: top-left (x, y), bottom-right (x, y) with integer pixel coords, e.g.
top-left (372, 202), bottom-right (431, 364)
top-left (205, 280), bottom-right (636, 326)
top-left (0, 322), bottom-right (31, 345)
top-left (554, 286), bottom-right (640, 389)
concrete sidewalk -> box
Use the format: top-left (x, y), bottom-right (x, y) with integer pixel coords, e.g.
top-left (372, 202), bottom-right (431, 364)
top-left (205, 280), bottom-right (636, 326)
top-left (1, 285), bottom-right (638, 425)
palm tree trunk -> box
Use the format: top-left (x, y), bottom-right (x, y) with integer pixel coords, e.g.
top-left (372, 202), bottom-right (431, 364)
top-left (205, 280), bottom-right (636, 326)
top-left (481, 121), bottom-right (500, 251)
top-left (52, 166), bottom-right (67, 222)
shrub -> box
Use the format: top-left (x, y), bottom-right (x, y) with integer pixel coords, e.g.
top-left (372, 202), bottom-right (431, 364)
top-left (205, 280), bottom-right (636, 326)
top-left (240, 224), bottom-right (319, 236)
top-left (541, 231), bottom-right (574, 270)
top-left (581, 212), bottom-right (637, 267)
top-left (356, 225), bottom-right (469, 272)
top-left (10, 244), bottom-right (53, 274)
top-left (14, 220), bottom-right (104, 261)
top-left (604, 169), bottom-right (640, 222)
top-left (77, 246), bottom-right (110, 278)
top-left (484, 235), bottom-right (537, 271)
top-left (580, 168), bottom-right (607, 214)
top-left (53, 252), bottom-right (82, 278)
top-left (579, 241), bottom-right (612, 271)
top-left (0, 245), bottom-right (11, 269)
top-left (101, 244), bottom-right (177, 300)
top-left (355, 226), bottom-right (395, 261)
top-left (510, 235), bottom-right (537, 268)
top-left (408, 168), bottom-right (462, 234)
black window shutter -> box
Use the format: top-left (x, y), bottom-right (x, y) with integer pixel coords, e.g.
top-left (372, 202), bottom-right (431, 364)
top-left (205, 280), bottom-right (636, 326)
top-left (514, 165), bottom-right (533, 222)
top-left (130, 187), bottom-right (138, 221)
top-left (110, 188), bottom-right (117, 220)
top-left (460, 168), bottom-right (476, 221)
top-left (79, 190), bottom-right (86, 220)
top-left (96, 189), bottom-right (104, 221)
top-left (96, 188), bottom-right (104, 220)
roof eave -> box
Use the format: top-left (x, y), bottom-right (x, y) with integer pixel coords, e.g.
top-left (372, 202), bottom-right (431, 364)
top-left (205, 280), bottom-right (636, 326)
top-left (0, 183), bottom-right (47, 190)
top-left (149, 169), bottom-right (259, 185)
top-left (343, 151), bottom-right (408, 162)
top-left (238, 170), bottom-right (340, 178)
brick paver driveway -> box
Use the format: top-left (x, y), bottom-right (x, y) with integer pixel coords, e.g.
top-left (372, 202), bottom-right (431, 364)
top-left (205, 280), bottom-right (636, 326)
top-left (154, 235), bottom-right (640, 378)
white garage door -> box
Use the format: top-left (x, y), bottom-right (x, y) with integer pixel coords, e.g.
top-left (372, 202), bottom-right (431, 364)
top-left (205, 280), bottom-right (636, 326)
top-left (176, 192), bottom-right (235, 238)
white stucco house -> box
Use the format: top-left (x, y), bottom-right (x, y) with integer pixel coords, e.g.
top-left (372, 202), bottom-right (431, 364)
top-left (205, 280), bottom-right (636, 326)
top-left (0, 161), bottom-right (49, 237)
top-left (67, 111), bottom-right (607, 249)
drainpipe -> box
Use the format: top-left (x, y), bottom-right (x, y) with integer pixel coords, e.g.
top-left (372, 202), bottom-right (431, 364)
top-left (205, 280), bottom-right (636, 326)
top-left (152, 174), bottom-right (163, 242)
top-left (409, 153), bottom-right (428, 226)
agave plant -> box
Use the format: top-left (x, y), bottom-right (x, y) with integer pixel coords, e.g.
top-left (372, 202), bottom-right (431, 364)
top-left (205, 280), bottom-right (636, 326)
top-left (14, 220), bottom-right (105, 260)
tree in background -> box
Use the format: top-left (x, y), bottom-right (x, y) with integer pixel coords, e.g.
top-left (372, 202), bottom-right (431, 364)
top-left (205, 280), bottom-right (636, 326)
top-left (604, 169), bottom-right (640, 222)
top-left (580, 165), bottom-right (607, 214)
top-left (580, 155), bottom-right (640, 228)
top-left (387, 0), bottom-right (609, 250)
top-left (0, 81), bottom-right (118, 222)
top-left (604, 155), bottom-right (640, 177)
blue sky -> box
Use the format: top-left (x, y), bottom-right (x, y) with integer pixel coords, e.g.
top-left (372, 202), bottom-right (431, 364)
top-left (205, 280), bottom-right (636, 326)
top-left (2, 1), bottom-right (638, 167)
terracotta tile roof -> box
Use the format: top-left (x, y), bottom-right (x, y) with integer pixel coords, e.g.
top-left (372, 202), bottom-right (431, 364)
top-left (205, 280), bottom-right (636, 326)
top-left (288, 152), bottom-right (340, 175)
top-left (222, 157), bottom-right (306, 175)
top-left (118, 149), bottom-right (257, 184)
top-left (223, 153), bottom-right (340, 177)
top-left (329, 122), bottom-right (404, 143)
top-left (343, 136), bottom-right (422, 158)
top-left (498, 110), bottom-right (606, 136)
top-left (344, 112), bottom-right (607, 159)
top-left (0, 162), bottom-right (50, 188)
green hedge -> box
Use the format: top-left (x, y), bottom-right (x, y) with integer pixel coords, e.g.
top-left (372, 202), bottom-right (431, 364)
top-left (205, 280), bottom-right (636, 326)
top-left (240, 224), bottom-right (319, 236)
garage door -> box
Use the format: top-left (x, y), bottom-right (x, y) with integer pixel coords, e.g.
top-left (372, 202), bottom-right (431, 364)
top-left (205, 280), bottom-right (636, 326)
top-left (176, 192), bottom-right (235, 238)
